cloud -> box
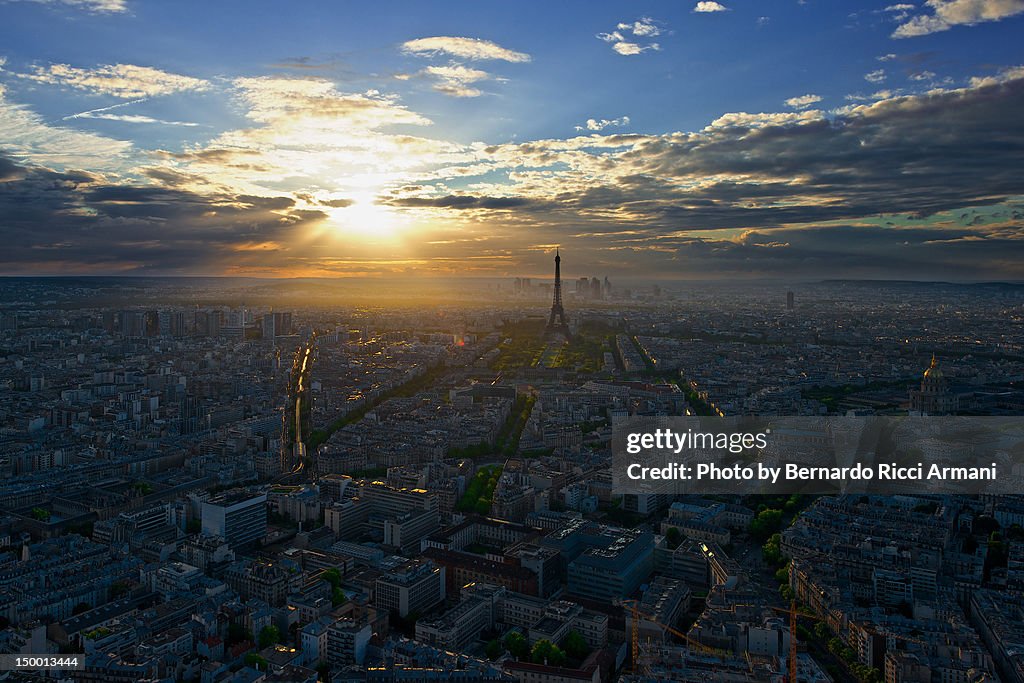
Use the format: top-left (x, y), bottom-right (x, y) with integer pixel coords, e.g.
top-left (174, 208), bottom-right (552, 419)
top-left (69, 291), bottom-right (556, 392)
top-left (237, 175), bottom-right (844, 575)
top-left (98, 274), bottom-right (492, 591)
top-left (694, 1), bottom-right (729, 12)
top-left (18, 63), bottom-right (209, 98)
top-left (58, 98), bottom-right (199, 125)
top-left (784, 94), bottom-right (823, 109)
top-left (845, 89), bottom-right (899, 101)
top-left (0, 83), bottom-right (131, 170)
top-left (0, 154), bottom-right (330, 275)
top-left (599, 17), bottom-right (664, 55)
top-left (575, 116), bottom-right (630, 132)
top-left (401, 36), bottom-right (530, 63)
top-left (882, 3), bottom-right (916, 20)
top-left (75, 113), bottom-right (200, 126)
top-left (4, 49), bottom-right (1024, 280)
top-left (612, 42), bottom-right (660, 56)
top-left (910, 70), bottom-right (938, 81)
top-left (388, 194), bottom-right (533, 210)
top-left (878, 53), bottom-right (899, 61)
top-left (865, 69), bottom-right (887, 83)
top-left (421, 64), bottom-right (490, 98)
top-left (142, 75), bottom-right (465, 207)
top-left (893, 0), bottom-right (1024, 37)
top-left (392, 68), bottom-right (1024, 277)
top-left (617, 17), bottom-right (661, 36)
top-left (231, 76), bottom-right (431, 128)
top-left (7, 0), bottom-right (127, 13)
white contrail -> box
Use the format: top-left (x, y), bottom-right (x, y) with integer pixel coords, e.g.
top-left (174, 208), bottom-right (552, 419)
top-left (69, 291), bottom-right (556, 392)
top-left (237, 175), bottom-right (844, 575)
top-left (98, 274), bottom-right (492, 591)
top-left (62, 97), bottom-right (149, 120)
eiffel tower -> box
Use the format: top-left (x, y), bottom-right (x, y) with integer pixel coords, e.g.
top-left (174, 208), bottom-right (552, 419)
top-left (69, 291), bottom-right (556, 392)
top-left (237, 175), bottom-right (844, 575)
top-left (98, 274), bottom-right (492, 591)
top-left (545, 249), bottom-right (571, 339)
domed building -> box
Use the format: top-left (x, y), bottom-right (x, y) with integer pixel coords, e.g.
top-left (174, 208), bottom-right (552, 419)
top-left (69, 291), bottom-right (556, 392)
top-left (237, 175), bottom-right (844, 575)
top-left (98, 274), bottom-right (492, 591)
top-left (909, 354), bottom-right (958, 415)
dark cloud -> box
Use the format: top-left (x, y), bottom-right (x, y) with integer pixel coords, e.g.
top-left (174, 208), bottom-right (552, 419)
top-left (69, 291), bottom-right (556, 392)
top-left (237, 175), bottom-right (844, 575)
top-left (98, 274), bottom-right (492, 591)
top-left (387, 194), bottom-right (535, 210)
top-left (434, 75), bottom-right (1024, 237)
top-left (610, 225), bottom-right (1024, 280)
top-left (0, 156), bottom-right (324, 274)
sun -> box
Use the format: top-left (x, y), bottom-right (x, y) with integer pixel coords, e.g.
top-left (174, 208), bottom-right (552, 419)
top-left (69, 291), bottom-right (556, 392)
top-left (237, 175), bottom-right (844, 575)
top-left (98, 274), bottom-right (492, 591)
top-left (328, 190), bottom-right (408, 240)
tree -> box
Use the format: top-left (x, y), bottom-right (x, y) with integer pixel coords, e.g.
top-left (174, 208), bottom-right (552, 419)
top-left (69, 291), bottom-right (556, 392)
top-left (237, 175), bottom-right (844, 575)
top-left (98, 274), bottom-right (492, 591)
top-left (562, 630), bottom-right (590, 660)
top-left (665, 526), bottom-right (682, 549)
top-left (762, 533), bottom-right (786, 567)
top-left (186, 519), bottom-right (201, 534)
top-left (485, 639), bottom-right (504, 660)
top-left (316, 662), bottom-right (331, 682)
top-left (322, 567), bottom-right (341, 589)
top-left (259, 625), bottom-right (280, 649)
top-left (531, 639), bottom-right (566, 666)
top-left (504, 631), bottom-right (529, 660)
top-left (749, 508), bottom-right (783, 541)
top-left (30, 507), bottom-right (50, 522)
top-left (72, 602), bottom-right (91, 615)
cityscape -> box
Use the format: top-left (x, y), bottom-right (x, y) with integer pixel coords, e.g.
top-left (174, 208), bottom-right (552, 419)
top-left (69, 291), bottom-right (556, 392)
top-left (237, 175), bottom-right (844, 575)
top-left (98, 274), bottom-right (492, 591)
top-left (0, 259), bottom-right (1022, 682)
top-left (2, 0), bottom-right (1024, 682)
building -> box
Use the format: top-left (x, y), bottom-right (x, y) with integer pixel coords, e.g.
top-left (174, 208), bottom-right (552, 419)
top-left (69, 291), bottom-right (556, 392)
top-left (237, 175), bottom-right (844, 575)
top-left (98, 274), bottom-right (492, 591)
top-left (299, 617), bottom-right (333, 667)
top-left (375, 560), bottom-right (446, 618)
top-left (201, 490), bottom-right (267, 549)
top-left (566, 528), bottom-right (654, 601)
top-left (909, 355), bottom-right (958, 415)
top-left (224, 559), bottom-right (297, 607)
top-left (326, 618), bottom-right (371, 666)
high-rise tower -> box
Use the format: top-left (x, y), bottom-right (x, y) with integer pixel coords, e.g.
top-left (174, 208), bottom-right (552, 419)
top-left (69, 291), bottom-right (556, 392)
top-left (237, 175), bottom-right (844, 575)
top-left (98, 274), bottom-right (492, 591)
top-left (546, 249), bottom-right (570, 339)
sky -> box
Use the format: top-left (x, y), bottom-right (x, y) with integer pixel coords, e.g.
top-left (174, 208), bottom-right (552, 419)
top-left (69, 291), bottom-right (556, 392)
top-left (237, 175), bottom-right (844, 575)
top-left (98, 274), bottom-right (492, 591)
top-left (1, 0), bottom-right (1023, 281)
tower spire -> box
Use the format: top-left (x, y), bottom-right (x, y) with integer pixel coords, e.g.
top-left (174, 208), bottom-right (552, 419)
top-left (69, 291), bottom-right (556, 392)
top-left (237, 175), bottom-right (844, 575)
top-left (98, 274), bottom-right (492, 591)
top-left (546, 248), bottom-right (570, 339)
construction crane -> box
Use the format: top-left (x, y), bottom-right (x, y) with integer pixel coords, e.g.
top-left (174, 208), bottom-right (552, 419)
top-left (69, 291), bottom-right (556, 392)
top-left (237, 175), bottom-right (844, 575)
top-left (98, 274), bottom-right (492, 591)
top-left (619, 598), bottom-right (730, 674)
top-left (767, 600), bottom-right (804, 683)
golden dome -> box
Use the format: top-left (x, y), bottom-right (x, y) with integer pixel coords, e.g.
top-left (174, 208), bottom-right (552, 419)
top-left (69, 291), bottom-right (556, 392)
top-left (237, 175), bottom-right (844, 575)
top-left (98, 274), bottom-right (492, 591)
top-left (923, 354), bottom-right (943, 379)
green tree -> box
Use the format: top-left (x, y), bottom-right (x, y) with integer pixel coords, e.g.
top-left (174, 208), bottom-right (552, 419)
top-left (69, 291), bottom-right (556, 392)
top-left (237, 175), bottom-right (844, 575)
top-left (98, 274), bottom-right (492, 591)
top-left (562, 630), bottom-right (590, 660)
top-left (504, 631), bottom-right (529, 660)
top-left (762, 533), bottom-right (786, 566)
top-left (665, 526), bottom-right (682, 549)
top-left (258, 625), bottom-right (280, 649)
top-left (72, 602), bottom-right (91, 615)
top-left (322, 567), bottom-right (341, 589)
top-left (316, 662), bottom-right (331, 681)
top-left (749, 508), bottom-right (783, 541)
top-left (485, 639), bottom-right (503, 660)
top-left (30, 507), bottom-right (50, 522)
top-left (531, 639), bottom-right (567, 666)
